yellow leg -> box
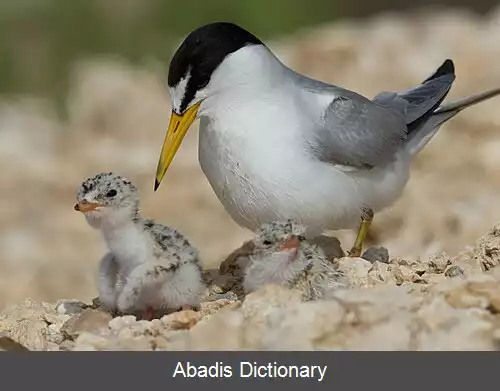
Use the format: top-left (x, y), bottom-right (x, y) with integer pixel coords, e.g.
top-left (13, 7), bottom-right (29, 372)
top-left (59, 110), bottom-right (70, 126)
top-left (348, 208), bottom-right (374, 257)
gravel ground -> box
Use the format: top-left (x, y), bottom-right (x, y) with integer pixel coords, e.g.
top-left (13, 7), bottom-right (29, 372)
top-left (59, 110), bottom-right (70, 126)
top-left (1, 6), bottom-right (500, 312)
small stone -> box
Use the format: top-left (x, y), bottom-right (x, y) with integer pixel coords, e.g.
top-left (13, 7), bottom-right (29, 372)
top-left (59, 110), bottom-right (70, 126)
top-left (91, 297), bottom-right (102, 308)
top-left (200, 298), bottom-right (241, 318)
top-left (362, 247), bottom-right (389, 264)
top-left (445, 265), bottom-right (465, 278)
top-left (61, 309), bottom-right (112, 340)
top-left (309, 235), bottom-right (345, 260)
top-left (428, 252), bottom-right (452, 274)
top-left (392, 264), bottom-right (424, 285)
top-left (337, 257), bottom-right (372, 287)
top-left (205, 291), bottom-right (239, 302)
top-left (411, 262), bottom-right (429, 276)
top-left (219, 240), bottom-right (255, 276)
top-left (367, 261), bottom-right (395, 285)
top-left (162, 310), bottom-right (201, 330)
top-left (108, 315), bottom-right (137, 331)
top-left (56, 300), bottom-right (89, 315)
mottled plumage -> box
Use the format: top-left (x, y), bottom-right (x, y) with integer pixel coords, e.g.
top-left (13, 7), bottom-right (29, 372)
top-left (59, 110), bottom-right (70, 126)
top-left (75, 172), bottom-right (205, 319)
top-left (243, 220), bottom-right (346, 301)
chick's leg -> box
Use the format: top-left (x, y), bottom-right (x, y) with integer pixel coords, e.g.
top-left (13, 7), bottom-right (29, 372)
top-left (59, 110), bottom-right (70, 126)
top-left (98, 252), bottom-right (120, 314)
top-left (117, 262), bottom-right (176, 319)
top-left (348, 208), bottom-right (374, 258)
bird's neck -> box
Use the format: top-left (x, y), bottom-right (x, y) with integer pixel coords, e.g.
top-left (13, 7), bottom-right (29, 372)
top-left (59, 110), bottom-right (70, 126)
top-left (100, 216), bottom-right (151, 271)
top-left (100, 211), bottom-right (142, 247)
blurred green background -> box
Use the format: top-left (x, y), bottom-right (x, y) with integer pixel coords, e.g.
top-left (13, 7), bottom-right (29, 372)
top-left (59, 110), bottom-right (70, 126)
top-left (0, 0), bottom-right (497, 109)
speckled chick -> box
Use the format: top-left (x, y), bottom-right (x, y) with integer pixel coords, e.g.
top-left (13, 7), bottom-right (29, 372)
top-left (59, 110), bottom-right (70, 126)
top-left (243, 220), bottom-right (347, 301)
top-left (75, 172), bottom-right (205, 320)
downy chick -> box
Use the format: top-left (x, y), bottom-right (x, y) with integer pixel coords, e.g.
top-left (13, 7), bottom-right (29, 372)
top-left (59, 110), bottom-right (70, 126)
top-left (75, 172), bottom-right (205, 320)
top-left (243, 220), bottom-right (346, 301)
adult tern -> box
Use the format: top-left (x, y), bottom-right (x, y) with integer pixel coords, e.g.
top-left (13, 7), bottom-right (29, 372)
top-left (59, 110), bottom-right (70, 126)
top-left (154, 22), bottom-right (500, 257)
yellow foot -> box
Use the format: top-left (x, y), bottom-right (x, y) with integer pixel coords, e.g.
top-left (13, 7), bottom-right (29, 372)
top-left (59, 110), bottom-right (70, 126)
top-left (348, 208), bottom-right (374, 259)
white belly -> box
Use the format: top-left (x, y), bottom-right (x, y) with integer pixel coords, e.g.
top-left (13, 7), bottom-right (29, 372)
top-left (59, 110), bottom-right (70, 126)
top-left (198, 116), bottom-right (411, 235)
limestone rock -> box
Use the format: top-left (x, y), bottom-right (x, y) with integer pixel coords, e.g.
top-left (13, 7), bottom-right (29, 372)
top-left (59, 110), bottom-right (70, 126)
top-left (60, 309), bottom-right (112, 340)
top-left (337, 257), bottom-right (372, 287)
top-left (0, 332), bottom-right (29, 351)
top-left (0, 299), bottom-right (65, 350)
top-left (56, 299), bottom-right (90, 315)
top-left (428, 252), bottom-right (453, 274)
top-left (162, 310), bottom-right (201, 330)
top-left (5, 220), bottom-right (500, 351)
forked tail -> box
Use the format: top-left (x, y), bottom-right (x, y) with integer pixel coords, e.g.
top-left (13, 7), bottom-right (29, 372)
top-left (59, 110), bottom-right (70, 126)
top-left (405, 87), bottom-right (500, 155)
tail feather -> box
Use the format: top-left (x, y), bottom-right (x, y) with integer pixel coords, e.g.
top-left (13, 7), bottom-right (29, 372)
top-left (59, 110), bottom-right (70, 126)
top-left (403, 59), bottom-right (456, 129)
top-left (435, 87), bottom-right (500, 114)
top-left (406, 87), bottom-right (500, 155)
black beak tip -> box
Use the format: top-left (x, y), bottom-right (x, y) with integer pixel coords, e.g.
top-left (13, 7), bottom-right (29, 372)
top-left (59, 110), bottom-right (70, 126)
top-left (154, 179), bottom-right (160, 192)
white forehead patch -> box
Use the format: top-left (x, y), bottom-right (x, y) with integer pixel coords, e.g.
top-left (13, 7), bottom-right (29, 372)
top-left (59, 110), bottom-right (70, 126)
top-left (168, 69), bottom-right (191, 114)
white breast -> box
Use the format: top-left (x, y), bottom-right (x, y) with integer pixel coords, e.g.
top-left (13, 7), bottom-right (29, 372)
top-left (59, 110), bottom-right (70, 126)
top-left (103, 224), bottom-right (152, 275)
top-left (197, 89), bottom-right (411, 235)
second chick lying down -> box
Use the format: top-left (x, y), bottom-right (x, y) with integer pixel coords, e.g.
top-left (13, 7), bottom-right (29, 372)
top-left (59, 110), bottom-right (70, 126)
top-left (243, 220), bottom-right (347, 301)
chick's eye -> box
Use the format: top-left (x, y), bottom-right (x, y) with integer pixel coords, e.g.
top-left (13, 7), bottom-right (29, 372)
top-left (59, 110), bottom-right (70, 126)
top-left (263, 240), bottom-right (272, 245)
top-left (106, 189), bottom-right (117, 197)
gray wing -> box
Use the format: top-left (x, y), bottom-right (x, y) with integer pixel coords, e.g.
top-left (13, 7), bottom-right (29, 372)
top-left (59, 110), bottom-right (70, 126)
top-left (311, 91), bottom-right (408, 168)
top-left (309, 59), bottom-right (455, 168)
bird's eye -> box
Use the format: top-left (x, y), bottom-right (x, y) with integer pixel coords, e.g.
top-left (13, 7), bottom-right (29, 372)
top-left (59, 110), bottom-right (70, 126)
top-left (106, 189), bottom-right (117, 197)
top-left (263, 240), bottom-right (272, 245)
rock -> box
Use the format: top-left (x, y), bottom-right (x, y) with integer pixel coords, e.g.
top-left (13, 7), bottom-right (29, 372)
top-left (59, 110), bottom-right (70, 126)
top-left (392, 264), bottom-right (427, 285)
top-left (309, 235), bottom-right (345, 260)
top-left (60, 309), bottom-right (112, 340)
top-left (56, 299), bottom-right (89, 315)
top-left (0, 298), bottom-right (65, 350)
top-left (445, 265), bottom-right (465, 278)
top-left (9, 319), bottom-right (48, 351)
top-left (0, 332), bottom-right (29, 351)
top-left (162, 310), bottom-right (201, 330)
top-left (362, 247), bottom-right (390, 264)
top-left (5, 220), bottom-right (500, 351)
top-left (219, 240), bottom-right (255, 277)
top-left (337, 257), bottom-right (372, 287)
top-left (367, 261), bottom-right (396, 285)
top-left (199, 297), bottom-right (241, 319)
top-left (187, 308), bottom-right (244, 350)
top-left (215, 240), bottom-right (256, 298)
top-left (428, 252), bottom-right (452, 274)
top-left (472, 224), bottom-right (500, 272)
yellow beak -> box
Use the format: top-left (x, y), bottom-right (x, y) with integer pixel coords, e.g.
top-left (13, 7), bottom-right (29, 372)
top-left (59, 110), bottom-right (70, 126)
top-left (154, 103), bottom-right (200, 191)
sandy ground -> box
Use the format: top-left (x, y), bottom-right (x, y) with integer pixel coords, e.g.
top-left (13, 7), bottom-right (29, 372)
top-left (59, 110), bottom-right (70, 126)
top-left (1, 7), bottom-right (500, 309)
